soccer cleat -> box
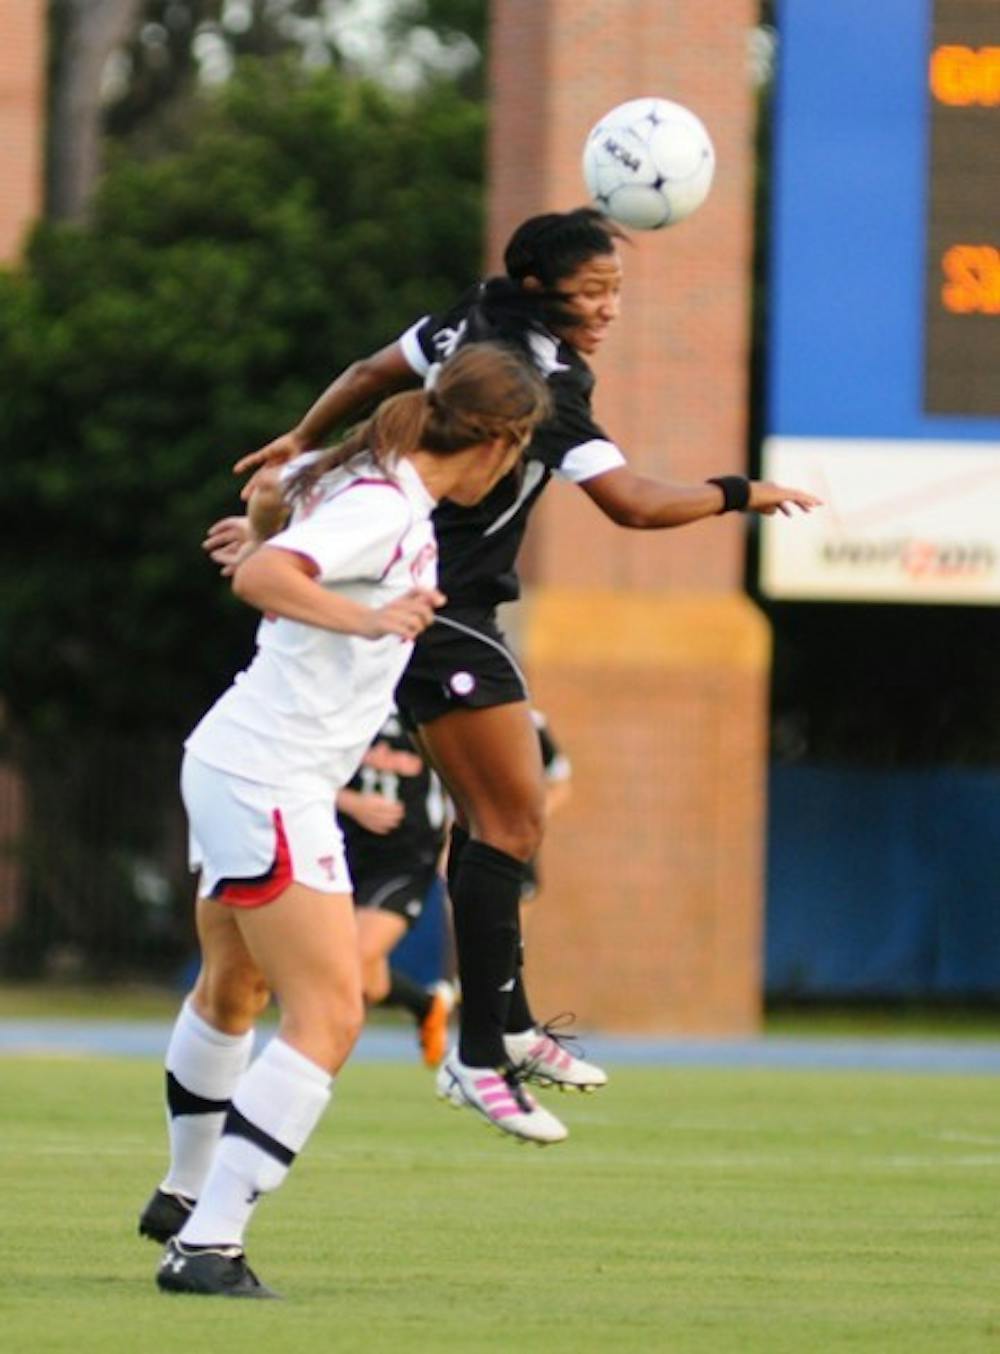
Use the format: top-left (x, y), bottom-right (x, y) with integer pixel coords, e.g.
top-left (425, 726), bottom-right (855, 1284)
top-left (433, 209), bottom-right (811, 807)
top-left (418, 981), bottom-right (456, 1069)
top-left (435, 1050), bottom-right (568, 1145)
top-left (504, 1020), bottom-right (608, 1092)
top-left (156, 1237), bottom-right (280, 1299)
top-left (138, 1188), bottom-right (196, 1243)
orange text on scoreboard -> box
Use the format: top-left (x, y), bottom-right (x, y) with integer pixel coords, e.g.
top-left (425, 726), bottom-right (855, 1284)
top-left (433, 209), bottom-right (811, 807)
top-left (941, 245), bottom-right (1000, 314)
top-left (929, 45), bottom-right (1000, 105)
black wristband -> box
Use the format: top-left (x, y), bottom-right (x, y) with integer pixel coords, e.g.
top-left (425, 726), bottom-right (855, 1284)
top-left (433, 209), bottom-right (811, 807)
top-left (707, 475), bottom-right (751, 513)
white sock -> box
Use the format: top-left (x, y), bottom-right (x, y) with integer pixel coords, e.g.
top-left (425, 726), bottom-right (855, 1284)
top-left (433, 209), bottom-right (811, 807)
top-left (160, 999), bottom-right (255, 1200)
top-left (179, 1037), bottom-right (332, 1249)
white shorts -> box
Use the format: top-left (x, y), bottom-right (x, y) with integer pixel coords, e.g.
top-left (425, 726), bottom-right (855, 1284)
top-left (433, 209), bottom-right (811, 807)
top-left (181, 752), bottom-right (352, 907)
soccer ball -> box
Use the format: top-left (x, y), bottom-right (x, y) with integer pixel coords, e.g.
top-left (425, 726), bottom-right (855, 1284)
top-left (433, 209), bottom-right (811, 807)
top-left (582, 97), bottom-right (716, 230)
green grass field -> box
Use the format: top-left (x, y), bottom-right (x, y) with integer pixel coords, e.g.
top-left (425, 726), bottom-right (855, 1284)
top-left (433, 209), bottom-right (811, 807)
top-left (2, 1055), bottom-right (998, 1353)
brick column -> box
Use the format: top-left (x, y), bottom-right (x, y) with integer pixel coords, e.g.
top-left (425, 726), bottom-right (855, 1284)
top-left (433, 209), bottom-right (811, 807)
top-left (489, 0), bottom-right (767, 1032)
top-left (0, 0), bottom-right (46, 263)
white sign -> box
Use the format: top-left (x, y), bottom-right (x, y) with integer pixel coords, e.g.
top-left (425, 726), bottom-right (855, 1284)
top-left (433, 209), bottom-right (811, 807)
top-left (760, 437), bottom-right (1000, 605)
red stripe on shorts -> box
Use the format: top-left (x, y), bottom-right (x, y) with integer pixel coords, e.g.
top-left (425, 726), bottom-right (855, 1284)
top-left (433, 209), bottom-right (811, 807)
top-left (211, 808), bottom-right (292, 908)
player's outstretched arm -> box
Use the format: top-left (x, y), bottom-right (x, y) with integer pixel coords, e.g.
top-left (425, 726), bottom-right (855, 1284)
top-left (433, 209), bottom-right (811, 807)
top-left (746, 480), bottom-right (823, 517)
top-left (203, 468), bottom-right (289, 576)
top-left (233, 340), bottom-right (419, 495)
top-left (579, 465), bottom-right (821, 528)
top-left (233, 546), bottom-right (444, 639)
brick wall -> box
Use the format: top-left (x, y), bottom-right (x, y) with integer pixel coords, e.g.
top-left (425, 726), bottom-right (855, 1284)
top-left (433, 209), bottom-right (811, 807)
top-left (0, 0), bottom-right (45, 263)
top-left (489, 0), bottom-right (767, 1031)
top-left (522, 591), bottom-right (769, 1034)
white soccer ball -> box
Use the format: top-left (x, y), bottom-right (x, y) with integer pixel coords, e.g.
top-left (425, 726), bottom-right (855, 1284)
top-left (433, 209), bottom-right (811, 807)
top-left (582, 97), bottom-right (716, 230)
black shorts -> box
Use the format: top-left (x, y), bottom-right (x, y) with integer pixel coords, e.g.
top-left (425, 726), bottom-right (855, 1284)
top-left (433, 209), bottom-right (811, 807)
top-left (395, 608), bottom-right (530, 727)
top-left (352, 866), bottom-right (437, 929)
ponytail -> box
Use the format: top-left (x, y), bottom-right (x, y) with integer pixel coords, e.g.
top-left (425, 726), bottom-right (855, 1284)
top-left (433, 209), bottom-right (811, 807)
top-left (285, 389), bottom-right (430, 504)
top-left (286, 343), bottom-right (551, 505)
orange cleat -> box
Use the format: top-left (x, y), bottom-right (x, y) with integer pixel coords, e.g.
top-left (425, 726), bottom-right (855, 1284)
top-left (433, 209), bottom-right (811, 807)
top-left (418, 981), bottom-right (456, 1068)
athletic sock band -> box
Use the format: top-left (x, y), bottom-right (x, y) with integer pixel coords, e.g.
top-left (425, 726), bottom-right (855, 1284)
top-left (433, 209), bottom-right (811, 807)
top-left (179, 1038), bottom-right (332, 1249)
top-left (160, 1000), bottom-right (255, 1201)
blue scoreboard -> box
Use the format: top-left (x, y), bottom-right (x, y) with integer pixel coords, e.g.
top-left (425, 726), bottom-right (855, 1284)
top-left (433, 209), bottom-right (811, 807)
top-left (760, 0), bottom-right (1000, 603)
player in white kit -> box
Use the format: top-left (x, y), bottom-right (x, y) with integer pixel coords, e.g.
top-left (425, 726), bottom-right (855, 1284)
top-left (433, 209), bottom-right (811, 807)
top-left (141, 344), bottom-right (551, 1299)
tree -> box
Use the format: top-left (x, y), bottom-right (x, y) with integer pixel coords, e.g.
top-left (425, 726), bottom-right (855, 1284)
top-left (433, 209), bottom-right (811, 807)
top-left (2, 60), bottom-right (484, 743)
top-left (0, 59), bottom-right (483, 976)
top-left (383, 0), bottom-right (487, 96)
top-left (47, 0), bottom-right (488, 220)
top-left (49, 0), bottom-right (346, 220)
top-left (48, 0), bottom-right (145, 219)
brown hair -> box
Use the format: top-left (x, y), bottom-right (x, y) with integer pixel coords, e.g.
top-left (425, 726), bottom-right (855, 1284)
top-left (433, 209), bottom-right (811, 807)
top-left (286, 342), bottom-right (551, 504)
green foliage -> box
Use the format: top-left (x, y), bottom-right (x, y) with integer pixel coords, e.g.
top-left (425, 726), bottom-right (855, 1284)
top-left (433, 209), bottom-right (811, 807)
top-left (0, 60), bottom-right (483, 740)
top-left (104, 1), bottom-right (487, 146)
top-left (104, 1), bottom-right (317, 141)
top-left (386, 0), bottom-right (488, 96)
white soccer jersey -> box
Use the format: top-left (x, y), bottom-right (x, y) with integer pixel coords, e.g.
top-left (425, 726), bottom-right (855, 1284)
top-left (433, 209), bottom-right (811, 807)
top-left (185, 453), bottom-right (438, 794)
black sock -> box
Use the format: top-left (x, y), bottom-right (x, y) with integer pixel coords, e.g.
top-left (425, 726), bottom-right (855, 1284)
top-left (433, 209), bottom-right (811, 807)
top-left (446, 822), bottom-right (469, 898)
top-left (505, 940), bottom-right (535, 1034)
top-left (384, 969), bottom-right (433, 1023)
top-left (451, 840), bottom-right (524, 1067)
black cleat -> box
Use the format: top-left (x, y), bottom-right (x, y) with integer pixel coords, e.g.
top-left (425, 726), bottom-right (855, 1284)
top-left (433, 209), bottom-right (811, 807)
top-left (156, 1237), bottom-right (281, 1299)
top-left (138, 1189), bottom-right (195, 1243)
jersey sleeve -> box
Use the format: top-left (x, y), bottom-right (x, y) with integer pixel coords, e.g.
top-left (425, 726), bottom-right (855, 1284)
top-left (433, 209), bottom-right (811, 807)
top-left (531, 370), bottom-right (627, 483)
top-left (397, 316), bottom-right (435, 377)
top-left (263, 482), bottom-right (411, 584)
top-left (396, 285), bottom-right (488, 378)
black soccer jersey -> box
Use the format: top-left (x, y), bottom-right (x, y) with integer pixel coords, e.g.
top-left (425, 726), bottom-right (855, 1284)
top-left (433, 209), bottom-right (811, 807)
top-left (398, 286), bottom-right (625, 609)
top-left (338, 711), bottom-right (447, 881)
top-left (534, 709), bottom-right (571, 786)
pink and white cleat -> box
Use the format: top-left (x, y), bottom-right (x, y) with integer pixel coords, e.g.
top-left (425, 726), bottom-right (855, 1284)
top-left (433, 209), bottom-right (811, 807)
top-left (503, 1023), bottom-right (608, 1092)
top-left (435, 1051), bottom-right (568, 1144)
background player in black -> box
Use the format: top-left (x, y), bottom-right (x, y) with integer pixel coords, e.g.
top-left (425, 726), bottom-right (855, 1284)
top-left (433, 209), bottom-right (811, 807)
top-left (336, 711), bottom-right (454, 1068)
top-left (233, 207), bottom-right (821, 1143)
top-left (519, 710), bottom-right (573, 912)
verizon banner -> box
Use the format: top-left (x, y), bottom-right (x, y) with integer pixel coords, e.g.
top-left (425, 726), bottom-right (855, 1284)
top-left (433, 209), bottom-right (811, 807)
top-left (760, 437), bottom-right (1000, 604)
